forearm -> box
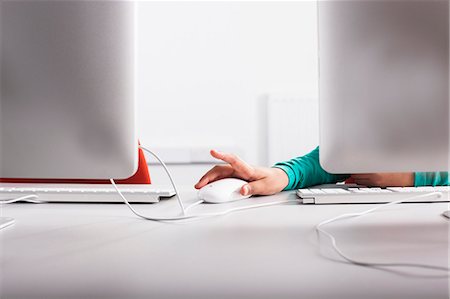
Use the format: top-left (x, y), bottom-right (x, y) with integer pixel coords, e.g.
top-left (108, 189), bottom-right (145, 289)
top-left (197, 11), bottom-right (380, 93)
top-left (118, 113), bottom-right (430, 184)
top-left (272, 146), bottom-right (449, 189)
top-left (273, 146), bottom-right (349, 190)
top-left (414, 172), bottom-right (449, 186)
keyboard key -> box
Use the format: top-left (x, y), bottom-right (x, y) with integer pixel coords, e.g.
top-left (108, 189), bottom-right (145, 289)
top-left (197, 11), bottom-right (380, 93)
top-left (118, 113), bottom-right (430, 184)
top-left (322, 189), bottom-right (350, 194)
top-left (298, 189), bottom-right (314, 195)
top-left (310, 189), bottom-right (326, 194)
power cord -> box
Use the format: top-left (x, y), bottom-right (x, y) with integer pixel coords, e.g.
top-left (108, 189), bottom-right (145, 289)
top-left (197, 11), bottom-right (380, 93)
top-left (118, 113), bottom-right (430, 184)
top-left (316, 192), bottom-right (450, 273)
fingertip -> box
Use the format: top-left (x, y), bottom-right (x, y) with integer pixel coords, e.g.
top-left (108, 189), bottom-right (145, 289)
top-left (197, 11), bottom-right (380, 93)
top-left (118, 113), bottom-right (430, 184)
top-left (195, 178), bottom-right (207, 189)
top-left (240, 185), bottom-right (245, 195)
top-left (241, 184), bottom-right (250, 196)
top-left (210, 149), bottom-right (223, 158)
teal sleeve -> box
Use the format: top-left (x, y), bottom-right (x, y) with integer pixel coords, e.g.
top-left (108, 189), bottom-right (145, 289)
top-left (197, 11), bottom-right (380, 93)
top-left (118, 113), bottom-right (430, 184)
top-left (272, 146), bottom-right (350, 190)
top-left (414, 172), bottom-right (449, 186)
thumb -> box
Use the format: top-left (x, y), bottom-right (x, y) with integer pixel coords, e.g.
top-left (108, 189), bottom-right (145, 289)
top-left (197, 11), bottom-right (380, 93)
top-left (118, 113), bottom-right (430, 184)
top-left (240, 180), bottom-right (267, 196)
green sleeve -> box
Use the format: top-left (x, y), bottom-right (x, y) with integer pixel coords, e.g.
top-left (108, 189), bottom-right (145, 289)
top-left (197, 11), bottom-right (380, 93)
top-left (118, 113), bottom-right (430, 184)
top-left (414, 172), bottom-right (449, 186)
top-left (272, 146), bottom-right (449, 189)
top-left (272, 146), bottom-right (349, 190)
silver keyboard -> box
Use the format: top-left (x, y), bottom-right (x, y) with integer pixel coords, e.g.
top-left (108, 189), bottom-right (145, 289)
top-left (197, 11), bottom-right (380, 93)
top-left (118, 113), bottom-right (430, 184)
top-left (297, 186), bottom-right (450, 204)
top-left (0, 183), bottom-right (175, 203)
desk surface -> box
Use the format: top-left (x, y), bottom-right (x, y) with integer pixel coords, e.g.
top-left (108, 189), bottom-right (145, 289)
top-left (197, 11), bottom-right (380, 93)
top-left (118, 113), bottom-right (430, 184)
top-left (0, 189), bottom-right (449, 299)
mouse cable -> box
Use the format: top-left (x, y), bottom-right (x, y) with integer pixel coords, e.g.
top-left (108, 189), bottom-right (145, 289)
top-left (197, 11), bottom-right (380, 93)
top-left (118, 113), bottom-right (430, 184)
top-left (316, 192), bottom-right (450, 273)
top-left (185, 200), bottom-right (204, 212)
top-left (0, 194), bottom-right (44, 204)
top-left (110, 178), bottom-right (297, 221)
top-left (112, 146), bottom-right (297, 221)
top-left (139, 145), bottom-right (186, 215)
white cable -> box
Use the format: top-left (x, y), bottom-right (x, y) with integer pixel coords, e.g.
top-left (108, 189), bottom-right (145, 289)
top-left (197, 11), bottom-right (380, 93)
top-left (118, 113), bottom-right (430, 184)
top-left (127, 146), bottom-right (449, 271)
top-left (0, 195), bottom-right (43, 204)
top-left (185, 200), bottom-right (204, 212)
top-left (316, 192), bottom-right (450, 272)
top-left (139, 145), bottom-right (186, 215)
top-left (110, 178), bottom-right (296, 221)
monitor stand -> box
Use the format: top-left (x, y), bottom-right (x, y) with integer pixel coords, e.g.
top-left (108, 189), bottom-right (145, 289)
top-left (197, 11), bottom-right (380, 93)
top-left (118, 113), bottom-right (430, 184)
top-left (0, 217), bottom-right (15, 230)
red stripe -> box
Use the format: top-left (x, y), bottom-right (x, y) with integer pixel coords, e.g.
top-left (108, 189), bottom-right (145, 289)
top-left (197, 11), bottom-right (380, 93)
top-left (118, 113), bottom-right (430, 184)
top-left (0, 147), bottom-right (151, 185)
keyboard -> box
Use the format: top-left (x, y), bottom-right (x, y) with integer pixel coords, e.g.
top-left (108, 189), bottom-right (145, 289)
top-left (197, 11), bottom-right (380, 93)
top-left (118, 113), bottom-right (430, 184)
top-left (297, 186), bottom-right (450, 204)
top-left (0, 183), bottom-right (175, 203)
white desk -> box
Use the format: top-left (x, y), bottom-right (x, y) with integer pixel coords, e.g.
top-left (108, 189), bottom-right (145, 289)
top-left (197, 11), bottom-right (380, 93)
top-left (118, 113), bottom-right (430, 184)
top-left (0, 189), bottom-right (449, 299)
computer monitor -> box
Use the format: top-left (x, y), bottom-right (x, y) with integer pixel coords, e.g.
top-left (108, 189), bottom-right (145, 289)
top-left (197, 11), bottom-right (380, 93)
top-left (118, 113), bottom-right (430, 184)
top-left (0, 1), bottom-right (138, 180)
top-left (318, 0), bottom-right (449, 174)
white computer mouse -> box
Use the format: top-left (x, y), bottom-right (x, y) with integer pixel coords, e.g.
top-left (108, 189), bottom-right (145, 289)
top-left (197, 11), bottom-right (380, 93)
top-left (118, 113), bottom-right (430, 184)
top-left (198, 178), bottom-right (251, 204)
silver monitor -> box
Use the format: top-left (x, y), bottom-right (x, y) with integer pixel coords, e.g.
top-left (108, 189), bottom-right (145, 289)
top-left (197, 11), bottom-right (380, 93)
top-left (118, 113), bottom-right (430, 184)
top-left (0, 0), bottom-right (138, 179)
top-left (318, 0), bottom-right (449, 173)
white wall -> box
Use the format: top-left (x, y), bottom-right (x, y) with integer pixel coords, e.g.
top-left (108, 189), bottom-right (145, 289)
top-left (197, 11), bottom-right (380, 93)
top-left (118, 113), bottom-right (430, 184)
top-left (135, 1), bottom-right (319, 185)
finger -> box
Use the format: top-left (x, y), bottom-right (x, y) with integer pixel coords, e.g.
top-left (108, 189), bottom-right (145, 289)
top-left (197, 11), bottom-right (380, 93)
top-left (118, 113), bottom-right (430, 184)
top-left (351, 174), bottom-right (373, 179)
top-left (194, 165), bottom-right (233, 189)
top-left (241, 179), bottom-right (270, 196)
top-left (353, 179), bottom-right (370, 186)
top-left (210, 150), bottom-right (254, 178)
top-left (210, 150), bottom-right (245, 167)
top-left (195, 166), bottom-right (230, 189)
top-left (353, 177), bottom-right (370, 182)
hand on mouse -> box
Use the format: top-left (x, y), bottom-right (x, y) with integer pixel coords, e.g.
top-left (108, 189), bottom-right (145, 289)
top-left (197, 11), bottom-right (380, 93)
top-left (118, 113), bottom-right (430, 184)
top-left (350, 173), bottom-right (414, 187)
top-left (194, 150), bottom-right (289, 196)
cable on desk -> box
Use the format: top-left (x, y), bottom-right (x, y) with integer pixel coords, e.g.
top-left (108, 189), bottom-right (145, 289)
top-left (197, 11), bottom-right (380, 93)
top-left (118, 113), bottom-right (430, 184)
top-left (111, 177), bottom-right (296, 221)
top-left (0, 194), bottom-right (44, 204)
top-left (185, 200), bottom-right (204, 212)
top-left (140, 145), bottom-right (186, 215)
top-left (316, 192), bottom-right (450, 273)
top-left (114, 146), bottom-right (298, 221)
